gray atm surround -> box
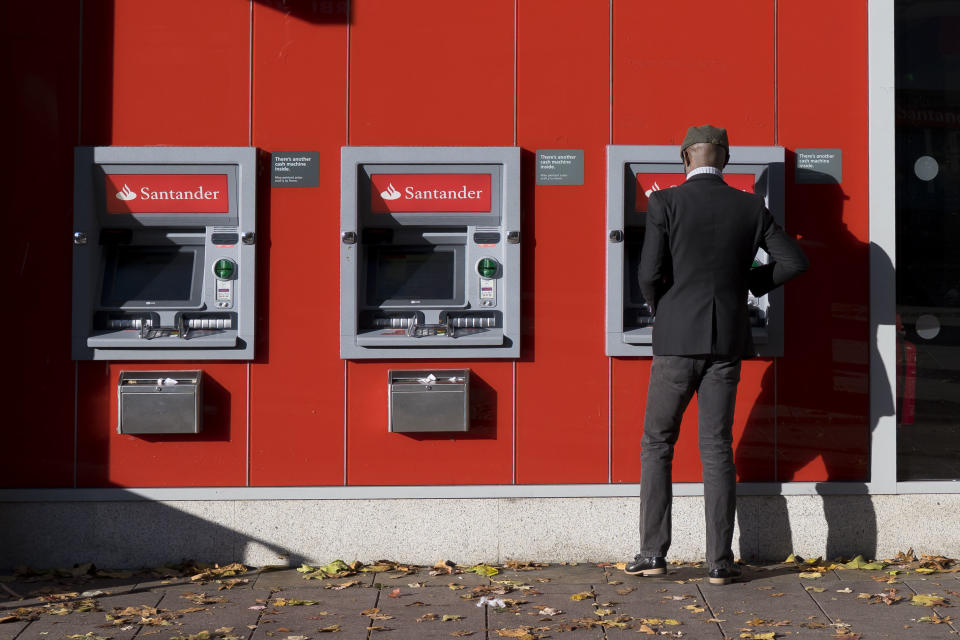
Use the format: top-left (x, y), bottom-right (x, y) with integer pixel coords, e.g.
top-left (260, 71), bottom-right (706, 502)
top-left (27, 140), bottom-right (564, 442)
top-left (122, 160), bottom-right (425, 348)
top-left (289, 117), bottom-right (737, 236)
top-left (72, 146), bottom-right (257, 360)
top-left (605, 145), bottom-right (786, 357)
top-left (340, 147), bottom-right (521, 359)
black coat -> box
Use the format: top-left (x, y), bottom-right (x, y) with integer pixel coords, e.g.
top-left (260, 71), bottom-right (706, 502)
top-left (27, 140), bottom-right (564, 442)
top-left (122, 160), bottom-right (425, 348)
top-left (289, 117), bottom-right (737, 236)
top-left (638, 172), bottom-right (809, 357)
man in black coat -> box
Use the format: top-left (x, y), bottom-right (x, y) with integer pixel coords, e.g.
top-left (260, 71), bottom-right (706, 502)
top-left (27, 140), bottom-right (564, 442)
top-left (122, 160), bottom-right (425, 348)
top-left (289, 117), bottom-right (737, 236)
top-left (624, 125), bottom-right (808, 584)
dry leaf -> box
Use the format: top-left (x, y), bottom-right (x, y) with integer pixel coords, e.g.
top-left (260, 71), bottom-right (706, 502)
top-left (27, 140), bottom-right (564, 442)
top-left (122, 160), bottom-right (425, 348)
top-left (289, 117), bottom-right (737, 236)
top-left (569, 591), bottom-right (593, 601)
top-left (616, 587), bottom-right (635, 595)
top-left (912, 593), bottom-right (948, 607)
top-left (318, 624), bottom-right (341, 632)
top-left (798, 572), bottom-right (822, 579)
top-left (442, 614), bottom-right (464, 622)
top-left (450, 631), bottom-right (474, 637)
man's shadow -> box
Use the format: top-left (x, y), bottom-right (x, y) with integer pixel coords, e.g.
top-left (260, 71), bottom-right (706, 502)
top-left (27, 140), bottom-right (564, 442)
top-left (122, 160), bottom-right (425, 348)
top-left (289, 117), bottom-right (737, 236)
top-left (734, 168), bottom-right (896, 562)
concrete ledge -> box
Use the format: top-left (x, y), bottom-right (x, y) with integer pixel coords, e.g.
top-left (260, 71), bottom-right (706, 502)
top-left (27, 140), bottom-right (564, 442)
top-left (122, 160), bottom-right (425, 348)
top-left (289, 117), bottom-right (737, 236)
top-left (2, 495), bottom-right (957, 568)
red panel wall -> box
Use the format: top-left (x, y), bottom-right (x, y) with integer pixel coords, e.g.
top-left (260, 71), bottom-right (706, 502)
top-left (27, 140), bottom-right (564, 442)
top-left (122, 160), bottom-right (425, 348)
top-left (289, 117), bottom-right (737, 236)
top-left (7, 0), bottom-right (872, 489)
top-left (248, 2), bottom-right (349, 486)
top-left (515, 0), bottom-right (610, 483)
top-left (345, 0), bottom-right (515, 485)
top-left (610, 0), bottom-right (778, 483)
top-left (75, 0), bottom-right (252, 487)
top-left (776, 1), bottom-right (870, 481)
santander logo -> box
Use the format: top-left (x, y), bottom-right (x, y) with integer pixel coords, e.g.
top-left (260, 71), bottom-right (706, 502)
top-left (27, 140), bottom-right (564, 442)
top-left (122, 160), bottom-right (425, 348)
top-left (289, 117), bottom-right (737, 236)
top-left (371, 174), bottom-right (492, 213)
top-left (644, 182), bottom-right (663, 198)
top-left (116, 184), bottom-right (138, 201)
top-left (105, 174), bottom-right (230, 214)
top-left (380, 183), bottom-right (402, 201)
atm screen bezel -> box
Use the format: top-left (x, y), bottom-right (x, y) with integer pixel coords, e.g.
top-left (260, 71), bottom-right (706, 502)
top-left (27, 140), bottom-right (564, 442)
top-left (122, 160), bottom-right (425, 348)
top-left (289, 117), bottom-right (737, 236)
top-left (362, 244), bottom-right (466, 309)
top-left (99, 245), bottom-right (205, 311)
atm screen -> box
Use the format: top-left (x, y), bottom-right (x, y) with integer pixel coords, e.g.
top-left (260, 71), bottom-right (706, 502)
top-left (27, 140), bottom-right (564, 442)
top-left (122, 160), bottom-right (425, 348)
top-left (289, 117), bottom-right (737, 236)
top-left (366, 246), bottom-right (459, 306)
top-left (101, 246), bottom-right (200, 307)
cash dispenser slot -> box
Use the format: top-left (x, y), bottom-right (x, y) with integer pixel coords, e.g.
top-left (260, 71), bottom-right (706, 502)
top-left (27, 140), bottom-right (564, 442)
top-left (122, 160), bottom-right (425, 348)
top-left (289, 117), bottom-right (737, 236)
top-left (388, 369), bottom-right (470, 433)
top-left (117, 370), bottom-right (203, 434)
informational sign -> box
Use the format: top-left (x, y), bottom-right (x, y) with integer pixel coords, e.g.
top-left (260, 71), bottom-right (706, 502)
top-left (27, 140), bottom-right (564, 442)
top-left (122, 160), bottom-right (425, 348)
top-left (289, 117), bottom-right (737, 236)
top-left (370, 174), bottom-right (492, 213)
top-left (271, 151), bottom-right (319, 187)
top-left (536, 149), bottom-right (584, 185)
top-left (795, 148), bottom-right (842, 184)
top-left (634, 172), bottom-right (756, 211)
top-left (104, 174), bottom-right (229, 213)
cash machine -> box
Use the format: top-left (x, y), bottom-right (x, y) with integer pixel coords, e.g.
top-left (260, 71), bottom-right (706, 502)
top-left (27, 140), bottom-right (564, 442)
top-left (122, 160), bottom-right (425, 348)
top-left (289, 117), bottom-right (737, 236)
top-left (340, 146), bottom-right (521, 360)
top-left (72, 146), bottom-right (257, 361)
top-left (605, 145), bottom-right (785, 357)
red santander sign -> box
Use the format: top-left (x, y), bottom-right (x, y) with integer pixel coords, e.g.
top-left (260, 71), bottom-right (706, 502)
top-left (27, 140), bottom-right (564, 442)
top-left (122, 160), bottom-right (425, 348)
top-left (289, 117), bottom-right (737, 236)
top-left (371, 174), bottom-right (491, 213)
top-left (105, 174), bottom-right (229, 214)
top-left (635, 173), bottom-right (756, 212)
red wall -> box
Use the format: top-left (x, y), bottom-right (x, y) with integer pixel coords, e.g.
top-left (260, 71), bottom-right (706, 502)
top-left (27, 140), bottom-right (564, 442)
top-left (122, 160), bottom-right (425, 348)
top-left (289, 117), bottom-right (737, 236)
top-left (2, 0), bottom-right (870, 489)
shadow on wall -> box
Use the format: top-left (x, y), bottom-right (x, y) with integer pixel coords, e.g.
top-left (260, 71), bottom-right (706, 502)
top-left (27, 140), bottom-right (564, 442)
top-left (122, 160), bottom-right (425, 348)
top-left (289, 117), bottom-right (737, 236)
top-left (254, 0), bottom-right (352, 24)
top-left (0, 496), bottom-right (306, 570)
top-left (735, 166), bottom-right (896, 562)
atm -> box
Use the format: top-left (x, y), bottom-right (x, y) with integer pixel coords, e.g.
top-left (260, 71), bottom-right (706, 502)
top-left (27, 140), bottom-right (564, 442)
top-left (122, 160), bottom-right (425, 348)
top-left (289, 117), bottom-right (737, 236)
top-left (605, 145), bottom-right (785, 357)
top-left (72, 146), bottom-right (257, 360)
top-left (340, 147), bottom-right (520, 359)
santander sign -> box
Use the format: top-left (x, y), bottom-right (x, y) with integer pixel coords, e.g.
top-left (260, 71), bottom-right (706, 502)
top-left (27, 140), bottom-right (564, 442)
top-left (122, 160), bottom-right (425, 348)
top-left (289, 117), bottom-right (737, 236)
top-left (105, 174), bottom-right (229, 213)
top-left (371, 174), bottom-right (491, 213)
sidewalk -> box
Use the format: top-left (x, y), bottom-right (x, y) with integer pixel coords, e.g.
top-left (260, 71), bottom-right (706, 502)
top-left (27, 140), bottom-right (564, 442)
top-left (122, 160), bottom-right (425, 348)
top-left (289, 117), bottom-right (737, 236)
top-left (1, 559), bottom-right (957, 640)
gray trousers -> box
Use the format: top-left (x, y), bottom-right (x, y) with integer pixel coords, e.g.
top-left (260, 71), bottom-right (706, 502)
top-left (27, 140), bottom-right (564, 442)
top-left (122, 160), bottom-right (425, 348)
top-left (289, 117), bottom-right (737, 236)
top-left (639, 355), bottom-right (741, 570)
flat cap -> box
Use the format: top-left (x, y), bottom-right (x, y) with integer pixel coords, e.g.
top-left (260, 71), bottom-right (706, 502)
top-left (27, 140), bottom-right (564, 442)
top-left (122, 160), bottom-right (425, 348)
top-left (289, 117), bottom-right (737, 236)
top-left (681, 124), bottom-right (729, 153)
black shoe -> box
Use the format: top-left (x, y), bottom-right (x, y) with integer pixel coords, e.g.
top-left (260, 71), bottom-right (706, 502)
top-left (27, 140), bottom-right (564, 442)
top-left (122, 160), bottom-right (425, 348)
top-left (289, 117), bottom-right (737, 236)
top-left (708, 565), bottom-right (742, 585)
top-left (624, 555), bottom-right (667, 576)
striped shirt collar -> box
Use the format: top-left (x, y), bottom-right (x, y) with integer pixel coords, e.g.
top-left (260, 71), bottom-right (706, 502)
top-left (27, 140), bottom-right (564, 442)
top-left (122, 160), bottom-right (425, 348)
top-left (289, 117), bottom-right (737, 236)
top-left (685, 166), bottom-right (724, 180)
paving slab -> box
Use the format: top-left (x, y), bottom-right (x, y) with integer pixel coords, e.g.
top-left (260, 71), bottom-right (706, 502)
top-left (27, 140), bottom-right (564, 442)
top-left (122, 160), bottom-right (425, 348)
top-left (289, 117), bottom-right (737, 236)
top-left (150, 587), bottom-right (270, 638)
top-left (806, 579), bottom-right (956, 639)
top-left (594, 581), bottom-right (724, 639)
top-left (495, 563), bottom-right (606, 585)
top-left (250, 587), bottom-right (376, 640)
top-left (372, 585), bottom-right (487, 639)
top-left (252, 568), bottom-right (376, 591)
top-left (489, 587), bottom-right (604, 640)
top-left (698, 576), bottom-right (833, 638)
top-left (12, 589), bottom-right (163, 640)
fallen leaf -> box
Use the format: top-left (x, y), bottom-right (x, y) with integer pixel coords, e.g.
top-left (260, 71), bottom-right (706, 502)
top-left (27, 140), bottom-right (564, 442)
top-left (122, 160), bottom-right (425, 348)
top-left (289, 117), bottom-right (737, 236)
top-left (798, 572), bottom-right (822, 579)
top-left (912, 593), bottom-right (948, 607)
top-left (450, 631), bottom-right (474, 637)
top-left (448, 583), bottom-right (466, 590)
top-left (918, 613), bottom-right (953, 623)
top-left (318, 624), bottom-right (341, 632)
top-left (467, 564), bottom-right (499, 577)
top-left (418, 613), bottom-right (439, 622)
top-left (637, 623), bottom-right (656, 634)
top-left (442, 614), bottom-right (464, 622)
top-left (387, 588), bottom-right (401, 598)
top-left (740, 633), bottom-right (776, 640)
top-left (272, 598), bottom-right (319, 606)
top-left (331, 580), bottom-right (359, 591)
top-left (495, 628), bottom-right (534, 638)
top-left (214, 628), bottom-right (234, 634)
top-left (608, 580), bottom-right (622, 585)
top-left (842, 555), bottom-right (885, 570)
top-left (799, 620), bottom-right (828, 628)
top-left (616, 587), bottom-right (635, 595)
top-left (837, 588), bottom-right (853, 593)
top-left (805, 586), bottom-right (825, 593)
top-left (570, 591), bottom-right (593, 601)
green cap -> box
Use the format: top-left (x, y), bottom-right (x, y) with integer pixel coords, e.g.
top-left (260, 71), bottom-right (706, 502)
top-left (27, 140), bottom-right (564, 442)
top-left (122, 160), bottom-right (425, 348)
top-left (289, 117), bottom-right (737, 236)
top-left (680, 124), bottom-right (729, 154)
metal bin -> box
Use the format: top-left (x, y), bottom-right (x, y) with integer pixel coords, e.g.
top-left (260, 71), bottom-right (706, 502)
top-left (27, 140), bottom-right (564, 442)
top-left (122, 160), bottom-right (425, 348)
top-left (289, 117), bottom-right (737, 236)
top-left (388, 369), bottom-right (470, 433)
top-left (117, 370), bottom-right (203, 434)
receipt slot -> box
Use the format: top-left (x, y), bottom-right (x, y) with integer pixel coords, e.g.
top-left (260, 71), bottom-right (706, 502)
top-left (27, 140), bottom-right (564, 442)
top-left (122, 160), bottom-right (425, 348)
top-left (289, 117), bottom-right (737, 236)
top-left (605, 145), bottom-right (786, 357)
top-left (72, 147), bottom-right (257, 360)
top-left (340, 147), bottom-right (521, 359)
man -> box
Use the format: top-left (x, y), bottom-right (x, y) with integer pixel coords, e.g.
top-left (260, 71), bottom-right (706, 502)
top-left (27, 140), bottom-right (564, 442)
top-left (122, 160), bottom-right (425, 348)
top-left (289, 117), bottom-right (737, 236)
top-left (624, 125), bottom-right (808, 585)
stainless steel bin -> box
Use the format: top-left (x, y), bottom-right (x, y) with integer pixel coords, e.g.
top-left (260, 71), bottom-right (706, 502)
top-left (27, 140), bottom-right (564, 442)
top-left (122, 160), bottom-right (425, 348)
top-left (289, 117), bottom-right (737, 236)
top-left (117, 370), bottom-right (203, 434)
top-left (388, 369), bottom-right (470, 433)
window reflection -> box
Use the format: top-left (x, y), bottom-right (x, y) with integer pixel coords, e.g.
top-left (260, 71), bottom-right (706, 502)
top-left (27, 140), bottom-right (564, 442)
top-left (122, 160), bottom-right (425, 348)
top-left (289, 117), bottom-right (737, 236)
top-left (895, 0), bottom-right (960, 480)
